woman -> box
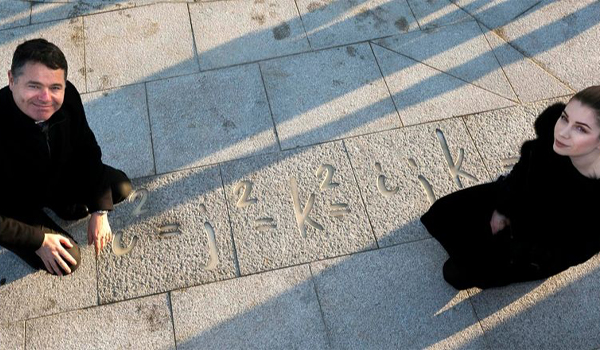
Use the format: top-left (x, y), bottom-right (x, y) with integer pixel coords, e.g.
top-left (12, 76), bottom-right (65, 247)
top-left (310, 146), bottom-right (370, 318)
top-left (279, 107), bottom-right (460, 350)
top-left (421, 86), bottom-right (600, 290)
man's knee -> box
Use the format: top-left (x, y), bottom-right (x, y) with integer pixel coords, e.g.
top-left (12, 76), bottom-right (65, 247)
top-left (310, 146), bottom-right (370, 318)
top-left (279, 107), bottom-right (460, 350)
top-left (64, 240), bottom-right (82, 274)
top-left (113, 179), bottom-right (132, 204)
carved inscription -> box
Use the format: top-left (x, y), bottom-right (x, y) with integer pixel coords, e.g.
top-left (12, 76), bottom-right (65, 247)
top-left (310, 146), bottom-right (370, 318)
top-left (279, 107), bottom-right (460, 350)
top-left (408, 158), bottom-right (436, 205)
top-left (316, 164), bottom-right (339, 191)
top-left (289, 177), bottom-right (323, 237)
top-left (375, 162), bottom-right (399, 198)
top-left (435, 129), bottom-right (478, 189)
top-left (233, 180), bottom-right (277, 232)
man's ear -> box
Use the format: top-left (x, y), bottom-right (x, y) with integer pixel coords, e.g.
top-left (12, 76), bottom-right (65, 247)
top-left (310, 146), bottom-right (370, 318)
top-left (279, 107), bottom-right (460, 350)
top-left (7, 70), bottom-right (14, 90)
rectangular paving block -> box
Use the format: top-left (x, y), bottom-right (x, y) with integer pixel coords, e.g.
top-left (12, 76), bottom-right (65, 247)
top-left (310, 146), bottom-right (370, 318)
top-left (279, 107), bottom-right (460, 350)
top-left (483, 29), bottom-right (573, 103)
top-left (0, 18), bottom-right (86, 92)
top-left (451, 0), bottom-right (543, 29)
top-left (221, 141), bottom-right (376, 275)
top-left (31, 1), bottom-right (136, 24)
top-left (463, 98), bottom-right (568, 178)
top-left (496, 0), bottom-right (600, 91)
top-left (81, 83), bottom-right (155, 179)
top-left (146, 64), bottom-right (278, 173)
top-left (375, 20), bottom-right (516, 100)
top-left (0, 1), bottom-right (30, 30)
top-left (190, 0), bottom-right (310, 70)
top-left (96, 166), bottom-right (237, 304)
top-left (296, 0), bottom-right (418, 49)
top-left (0, 322), bottom-right (24, 350)
top-left (26, 294), bottom-right (175, 350)
top-left (468, 274), bottom-right (593, 350)
top-left (371, 42), bottom-right (515, 125)
top-left (407, 0), bottom-right (471, 29)
top-left (171, 265), bottom-right (329, 350)
top-left (311, 239), bottom-right (486, 349)
top-left (261, 43), bottom-right (400, 150)
top-left (0, 229), bottom-right (97, 323)
top-left (84, 3), bottom-right (198, 91)
top-left (345, 118), bottom-right (490, 247)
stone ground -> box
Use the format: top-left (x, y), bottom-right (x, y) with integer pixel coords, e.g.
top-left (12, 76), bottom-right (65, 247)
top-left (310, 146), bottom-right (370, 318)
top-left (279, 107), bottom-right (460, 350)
top-left (1, 0), bottom-right (600, 349)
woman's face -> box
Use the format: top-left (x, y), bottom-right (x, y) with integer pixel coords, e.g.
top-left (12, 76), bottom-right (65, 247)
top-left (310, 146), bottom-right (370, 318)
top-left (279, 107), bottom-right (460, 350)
top-left (553, 99), bottom-right (600, 158)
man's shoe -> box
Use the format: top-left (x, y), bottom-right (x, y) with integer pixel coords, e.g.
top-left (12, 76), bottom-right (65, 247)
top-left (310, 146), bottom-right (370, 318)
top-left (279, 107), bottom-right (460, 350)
top-left (51, 203), bottom-right (89, 221)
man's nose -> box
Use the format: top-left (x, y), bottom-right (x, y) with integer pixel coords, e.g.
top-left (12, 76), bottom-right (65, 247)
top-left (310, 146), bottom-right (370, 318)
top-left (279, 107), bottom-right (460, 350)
top-left (38, 88), bottom-right (51, 101)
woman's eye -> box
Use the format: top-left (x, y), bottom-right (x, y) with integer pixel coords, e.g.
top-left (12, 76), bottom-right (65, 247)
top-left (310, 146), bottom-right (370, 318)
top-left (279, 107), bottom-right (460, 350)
top-left (576, 126), bottom-right (588, 133)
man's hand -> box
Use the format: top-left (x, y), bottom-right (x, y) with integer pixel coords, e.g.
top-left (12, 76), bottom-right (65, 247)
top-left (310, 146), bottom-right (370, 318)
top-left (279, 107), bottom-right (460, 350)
top-left (490, 210), bottom-right (511, 235)
top-left (35, 233), bottom-right (77, 275)
top-left (87, 212), bottom-right (112, 256)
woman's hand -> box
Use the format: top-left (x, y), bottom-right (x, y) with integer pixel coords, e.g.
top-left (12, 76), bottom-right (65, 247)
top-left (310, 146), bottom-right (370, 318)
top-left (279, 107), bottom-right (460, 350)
top-left (87, 212), bottom-right (112, 256)
top-left (490, 210), bottom-right (511, 235)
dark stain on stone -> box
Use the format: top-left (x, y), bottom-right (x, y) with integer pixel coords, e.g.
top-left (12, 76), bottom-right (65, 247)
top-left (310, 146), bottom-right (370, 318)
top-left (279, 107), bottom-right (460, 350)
top-left (307, 1), bottom-right (324, 12)
top-left (395, 17), bottom-right (409, 32)
top-left (0, 278), bottom-right (6, 286)
top-left (346, 46), bottom-right (357, 57)
top-left (255, 0), bottom-right (265, 3)
top-left (103, 92), bottom-right (109, 97)
top-left (222, 119), bottom-right (236, 129)
top-left (273, 22), bottom-right (291, 40)
top-left (332, 79), bottom-right (343, 86)
top-left (99, 75), bottom-right (111, 90)
top-left (493, 27), bottom-right (507, 40)
top-left (251, 13), bottom-right (266, 25)
top-left (71, 27), bottom-right (84, 45)
top-left (356, 7), bottom-right (387, 29)
top-left (137, 304), bottom-right (165, 332)
top-left (427, 0), bottom-right (435, 3)
top-left (78, 67), bottom-right (86, 76)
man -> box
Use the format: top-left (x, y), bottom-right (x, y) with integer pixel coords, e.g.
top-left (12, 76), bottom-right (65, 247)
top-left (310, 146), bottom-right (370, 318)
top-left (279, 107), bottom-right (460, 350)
top-left (0, 38), bottom-right (132, 276)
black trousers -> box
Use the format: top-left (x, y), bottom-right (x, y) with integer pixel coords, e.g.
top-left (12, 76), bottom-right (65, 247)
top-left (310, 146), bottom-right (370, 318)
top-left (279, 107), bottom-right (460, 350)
top-left (5, 165), bottom-right (132, 274)
top-left (421, 182), bottom-right (543, 289)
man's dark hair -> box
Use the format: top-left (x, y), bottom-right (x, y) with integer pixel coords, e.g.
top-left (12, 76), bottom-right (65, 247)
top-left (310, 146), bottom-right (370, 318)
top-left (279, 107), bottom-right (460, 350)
top-left (11, 38), bottom-right (68, 80)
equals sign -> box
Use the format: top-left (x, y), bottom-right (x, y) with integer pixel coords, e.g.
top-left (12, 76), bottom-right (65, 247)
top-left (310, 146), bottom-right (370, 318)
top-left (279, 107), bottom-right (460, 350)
top-left (329, 203), bottom-right (350, 217)
top-left (158, 224), bottom-right (182, 238)
top-left (254, 218), bottom-right (276, 232)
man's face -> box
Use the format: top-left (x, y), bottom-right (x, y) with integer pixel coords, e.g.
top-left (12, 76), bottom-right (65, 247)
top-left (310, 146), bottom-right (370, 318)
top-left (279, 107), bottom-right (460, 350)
top-left (8, 62), bottom-right (66, 122)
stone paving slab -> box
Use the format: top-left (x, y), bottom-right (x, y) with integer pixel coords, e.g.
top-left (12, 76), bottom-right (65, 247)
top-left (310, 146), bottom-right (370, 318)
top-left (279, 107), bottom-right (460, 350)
top-left (96, 166), bottom-right (237, 304)
top-left (464, 98), bottom-right (568, 179)
top-left (467, 272), bottom-right (597, 350)
top-left (84, 3), bottom-right (198, 91)
top-left (296, 0), bottom-right (418, 49)
top-left (221, 141), bottom-right (376, 275)
top-left (146, 64), bottom-right (278, 173)
top-left (261, 43), bottom-right (400, 150)
top-left (407, 0), bottom-right (471, 29)
top-left (171, 264), bottom-right (329, 350)
top-left (0, 321), bottom-right (24, 350)
top-left (0, 241), bottom-right (97, 323)
top-left (496, 0), bottom-right (600, 91)
top-left (190, 0), bottom-right (311, 71)
top-left (0, 18), bottom-right (86, 91)
top-left (371, 43), bottom-right (515, 126)
top-left (81, 83), bottom-right (155, 179)
top-left (375, 20), bottom-right (516, 100)
top-left (0, 1), bottom-right (30, 30)
top-left (311, 239), bottom-right (487, 349)
top-left (25, 294), bottom-right (175, 350)
top-left (344, 118), bottom-right (489, 247)
top-left (483, 29), bottom-right (573, 104)
top-left (31, 1), bottom-right (136, 24)
top-left (450, 0), bottom-right (542, 29)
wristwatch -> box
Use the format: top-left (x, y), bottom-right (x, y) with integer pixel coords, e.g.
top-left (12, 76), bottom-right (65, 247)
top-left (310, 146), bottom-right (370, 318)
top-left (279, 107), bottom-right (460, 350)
top-left (94, 210), bottom-right (108, 215)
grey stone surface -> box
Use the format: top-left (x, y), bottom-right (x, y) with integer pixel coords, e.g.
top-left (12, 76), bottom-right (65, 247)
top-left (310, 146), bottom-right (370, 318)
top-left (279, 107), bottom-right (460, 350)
top-left (483, 28), bottom-right (573, 103)
top-left (146, 64), bottom-right (278, 173)
top-left (0, 219), bottom-right (97, 323)
top-left (171, 265), bottom-right (329, 350)
top-left (0, 1), bottom-right (30, 30)
top-left (345, 118), bottom-right (489, 247)
top-left (450, 0), bottom-right (541, 29)
top-left (496, 0), bottom-right (600, 91)
top-left (96, 166), bottom-right (237, 303)
top-left (296, 0), bottom-right (418, 49)
top-left (468, 273), bottom-right (595, 350)
top-left (464, 98), bottom-right (569, 178)
top-left (407, 0), bottom-right (471, 29)
top-left (261, 43), bottom-right (400, 150)
top-left (221, 141), bottom-right (376, 275)
top-left (371, 43), bottom-right (515, 126)
top-left (189, 0), bottom-right (310, 70)
top-left (375, 20), bottom-right (516, 100)
top-left (81, 83), bottom-right (155, 179)
top-left (0, 322), bottom-right (24, 350)
top-left (311, 239), bottom-right (486, 349)
top-left (84, 3), bottom-right (198, 91)
top-left (26, 294), bottom-right (175, 350)
top-left (31, 1), bottom-right (136, 24)
top-left (0, 18), bottom-right (86, 91)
